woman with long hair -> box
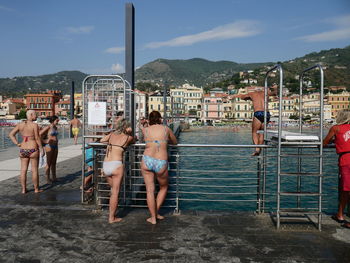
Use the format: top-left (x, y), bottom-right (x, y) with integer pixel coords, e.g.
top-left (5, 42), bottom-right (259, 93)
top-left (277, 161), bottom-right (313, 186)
top-left (40, 115), bottom-right (59, 184)
top-left (9, 110), bottom-right (44, 193)
top-left (141, 111), bottom-right (177, 224)
top-left (101, 119), bottom-right (134, 223)
top-left (323, 109), bottom-right (350, 229)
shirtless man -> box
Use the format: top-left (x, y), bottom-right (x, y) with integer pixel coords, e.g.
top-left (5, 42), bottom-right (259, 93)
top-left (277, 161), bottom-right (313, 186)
top-left (233, 86), bottom-right (277, 156)
top-left (70, 116), bottom-right (81, 145)
top-left (9, 110), bottom-right (44, 193)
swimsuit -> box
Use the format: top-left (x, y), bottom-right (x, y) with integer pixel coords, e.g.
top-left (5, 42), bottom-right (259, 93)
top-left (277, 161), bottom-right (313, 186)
top-left (143, 125), bottom-right (168, 173)
top-left (44, 128), bottom-right (58, 149)
top-left (142, 155), bottom-right (168, 173)
top-left (20, 148), bottom-right (37, 158)
top-left (103, 134), bottom-right (129, 176)
top-left (103, 161), bottom-right (123, 176)
top-left (254, 111), bottom-right (271, 123)
top-left (72, 127), bottom-right (79, 136)
top-left (22, 135), bottom-right (34, 142)
top-left (144, 126), bottom-right (168, 151)
top-left (85, 146), bottom-right (94, 167)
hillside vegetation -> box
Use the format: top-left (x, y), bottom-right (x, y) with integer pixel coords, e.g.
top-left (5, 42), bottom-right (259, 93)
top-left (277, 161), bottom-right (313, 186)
top-left (0, 45), bottom-right (349, 96)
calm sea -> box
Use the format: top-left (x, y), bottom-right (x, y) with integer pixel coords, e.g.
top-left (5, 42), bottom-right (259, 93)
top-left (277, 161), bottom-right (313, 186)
top-left (172, 127), bottom-right (338, 213)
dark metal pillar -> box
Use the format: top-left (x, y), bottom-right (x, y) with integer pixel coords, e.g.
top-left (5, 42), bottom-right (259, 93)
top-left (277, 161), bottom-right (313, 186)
top-left (70, 81), bottom-right (75, 137)
top-left (163, 86), bottom-right (167, 125)
top-left (125, 3), bottom-right (135, 136)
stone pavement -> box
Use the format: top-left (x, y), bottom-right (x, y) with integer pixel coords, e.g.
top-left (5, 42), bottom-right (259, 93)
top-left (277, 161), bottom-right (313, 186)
top-left (0, 156), bottom-right (349, 263)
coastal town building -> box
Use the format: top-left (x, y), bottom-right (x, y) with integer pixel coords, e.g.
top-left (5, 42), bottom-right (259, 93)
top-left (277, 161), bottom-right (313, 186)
top-left (148, 90), bottom-right (172, 118)
top-left (170, 84), bottom-right (204, 118)
top-left (325, 91), bottom-right (350, 118)
top-left (135, 89), bottom-right (148, 120)
top-left (0, 98), bottom-right (25, 119)
top-left (25, 90), bottom-right (62, 118)
top-left (201, 93), bottom-right (224, 123)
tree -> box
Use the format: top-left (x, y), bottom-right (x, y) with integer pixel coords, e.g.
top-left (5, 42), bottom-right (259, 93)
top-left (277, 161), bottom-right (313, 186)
top-left (17, 108), bottom-right (26, 120)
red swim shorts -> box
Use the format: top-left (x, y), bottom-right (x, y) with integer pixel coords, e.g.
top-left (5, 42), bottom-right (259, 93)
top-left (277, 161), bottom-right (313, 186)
top-left (339, 165), bottom-right (350, 191)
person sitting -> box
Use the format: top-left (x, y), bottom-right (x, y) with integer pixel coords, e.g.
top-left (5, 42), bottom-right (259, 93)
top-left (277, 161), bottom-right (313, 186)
top-left (100, 119), bottom-right (134, 223)
top-left (141, 111), bottom-right (177, 224)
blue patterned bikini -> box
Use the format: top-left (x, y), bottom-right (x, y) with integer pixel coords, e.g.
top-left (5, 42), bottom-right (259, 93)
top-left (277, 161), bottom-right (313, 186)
top-left (142, 126), bottom-right (168, 173)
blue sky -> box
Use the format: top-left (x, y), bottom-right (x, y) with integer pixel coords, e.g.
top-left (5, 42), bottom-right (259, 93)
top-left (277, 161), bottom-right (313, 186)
top-left (0, 0), bottom-right (350, 78)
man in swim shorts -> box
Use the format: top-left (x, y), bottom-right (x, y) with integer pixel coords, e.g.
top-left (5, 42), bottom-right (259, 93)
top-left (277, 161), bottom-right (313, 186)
top-left (70, 115), bottom-right (81, 145)
top-left (233, 85), bottom-right (277, 156)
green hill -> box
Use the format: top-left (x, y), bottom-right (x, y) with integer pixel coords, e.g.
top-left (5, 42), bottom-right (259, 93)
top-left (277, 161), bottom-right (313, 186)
top-left (0, 71), bottom-right (87, 97)
top-left (1, 45), bottom-right (349, 96)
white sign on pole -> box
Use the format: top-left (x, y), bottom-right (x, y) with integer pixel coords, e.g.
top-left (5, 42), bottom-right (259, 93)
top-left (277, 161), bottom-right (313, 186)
top-left (88, 102), bottom-right (106, 125)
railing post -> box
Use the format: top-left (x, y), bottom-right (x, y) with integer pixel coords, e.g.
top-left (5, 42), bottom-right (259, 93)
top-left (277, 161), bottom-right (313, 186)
top-left (256, 155), bottom-right (262, 213)
top-left (1, 128), bottom-right (5, 150)
top-left (175, 152), bottom-right (180, 215)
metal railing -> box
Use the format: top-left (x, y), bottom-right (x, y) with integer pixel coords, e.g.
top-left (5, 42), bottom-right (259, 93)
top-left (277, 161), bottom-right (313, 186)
top-left (0, 125), bottom-right (74, 151)
top-left (82, 142), bottom-right (340, 217)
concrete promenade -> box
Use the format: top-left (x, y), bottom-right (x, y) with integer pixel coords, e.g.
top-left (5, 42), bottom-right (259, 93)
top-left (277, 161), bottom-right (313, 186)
top-left (0, 146), bottom-right (349, 262)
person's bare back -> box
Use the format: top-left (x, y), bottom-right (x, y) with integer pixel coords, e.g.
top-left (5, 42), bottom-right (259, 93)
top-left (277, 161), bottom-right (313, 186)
top-left (70, 118), bottom-right (81, 128)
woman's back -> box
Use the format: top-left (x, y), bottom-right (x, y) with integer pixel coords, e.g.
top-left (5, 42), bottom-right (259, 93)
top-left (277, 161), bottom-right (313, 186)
top-left (104, 133), bottom-right (130, 162)
top-left (18, 121), bottom-right (38, 149)
top-left (143, 124), bottom-right (169, 160)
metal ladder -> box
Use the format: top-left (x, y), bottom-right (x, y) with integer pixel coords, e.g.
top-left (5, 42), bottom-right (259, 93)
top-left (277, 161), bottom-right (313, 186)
top-left (265, 64), bottom-right (324, 230)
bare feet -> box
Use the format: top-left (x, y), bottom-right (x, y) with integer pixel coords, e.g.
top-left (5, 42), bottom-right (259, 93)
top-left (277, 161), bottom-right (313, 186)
top-left (34, 189), bottom-right (44, 193)
top-left (147, 217), bottom-right (157, 225)
top-left (157, 214), bottom-right (165, 220)
top-left (251, 151), bottom-right (260, 156)
top-left (21, 189), bottom-right (28, 194)
top-left (109, 217), bottom-right (122, 224)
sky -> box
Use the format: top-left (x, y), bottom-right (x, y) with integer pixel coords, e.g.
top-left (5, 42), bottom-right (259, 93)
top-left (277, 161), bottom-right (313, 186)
top-left (0, 0), bottom-right (350, 78)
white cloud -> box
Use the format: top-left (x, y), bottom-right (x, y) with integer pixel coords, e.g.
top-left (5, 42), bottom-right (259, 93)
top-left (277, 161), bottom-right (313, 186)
top-left (65, 26), bottom-right (95, 34)
top-left (144, 20), bottom-right (261, 49)
top-left (111, 63), bottom-right (124, 73)
top-left (105, 47), bottom-right (125, 54)
top-left (0, 5), bottom-right (14, 11)
top-left (297, 14), bottom-right (350, 42)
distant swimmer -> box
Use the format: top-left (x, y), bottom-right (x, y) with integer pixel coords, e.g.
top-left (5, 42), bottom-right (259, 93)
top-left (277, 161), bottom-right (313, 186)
top-left (70, 116), bottom-right (81, 145)
top-left (233, 85), bottom-right (277, 156)
top-left (323, 109), bottom-right (350, 229)
top-left (100, 119), bottom-right (134, 223)
top-left (9, 110), bottom-right (44, 194)
top-left (141, 111), bottom-right (177, 224)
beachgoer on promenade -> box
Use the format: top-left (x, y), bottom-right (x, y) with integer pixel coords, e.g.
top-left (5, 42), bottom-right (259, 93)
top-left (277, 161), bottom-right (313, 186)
top-left (40, 116), bottom-right (59, 184)
top-left (70, 116), bottom-right (81, 145)
top-left (9, 110), bottom-right (44, 194)
top-left (323, 109), bottom-right (350, 229)
top-left (100, 119), bottom-right (134, 223)
top-left (141, 111), bottom-right (177, 224)
top-left (232, 85), bottom-right (277, 156)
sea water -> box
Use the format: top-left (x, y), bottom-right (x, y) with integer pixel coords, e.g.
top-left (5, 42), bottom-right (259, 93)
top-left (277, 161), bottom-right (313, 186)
top-left (173, 127), bottom-right (338, 213)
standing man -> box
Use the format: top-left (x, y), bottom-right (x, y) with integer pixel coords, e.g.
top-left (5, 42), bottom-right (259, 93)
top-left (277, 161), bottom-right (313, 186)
top-left (70, 116), bottom-right (81, 145)
top-left (233, 86), bottom-right (277, 156)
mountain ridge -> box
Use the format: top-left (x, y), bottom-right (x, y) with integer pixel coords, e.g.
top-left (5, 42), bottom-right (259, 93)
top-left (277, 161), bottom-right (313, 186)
top-left (0, 45), bottom-right (349, 96)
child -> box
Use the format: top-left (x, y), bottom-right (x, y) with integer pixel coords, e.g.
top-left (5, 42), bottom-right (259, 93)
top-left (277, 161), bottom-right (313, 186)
top-left (323, 109), bottom-right (350, 228)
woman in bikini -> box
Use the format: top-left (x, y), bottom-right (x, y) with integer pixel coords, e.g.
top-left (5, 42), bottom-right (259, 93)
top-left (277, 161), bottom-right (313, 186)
top-left (100, 119), bottom-right (134, 223)
top-left (141, 111), bottom-right (177, 224)
top-left (40, 115), bottom-right (59, 184)
top-left (9, 110), bottom-right (44, 194)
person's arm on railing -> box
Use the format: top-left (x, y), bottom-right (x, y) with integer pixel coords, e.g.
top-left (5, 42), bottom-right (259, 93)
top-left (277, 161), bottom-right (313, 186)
top-left (323, 126), bottom-right (337, 147)
top-left (168, 128), bottom-right (177, 145)
top-left (100, 133), bottom-right (112, 144)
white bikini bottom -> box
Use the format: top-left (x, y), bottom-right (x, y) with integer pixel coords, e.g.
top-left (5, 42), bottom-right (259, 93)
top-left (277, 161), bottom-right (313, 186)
top-left (103, 161), bottom-right (123, 176)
